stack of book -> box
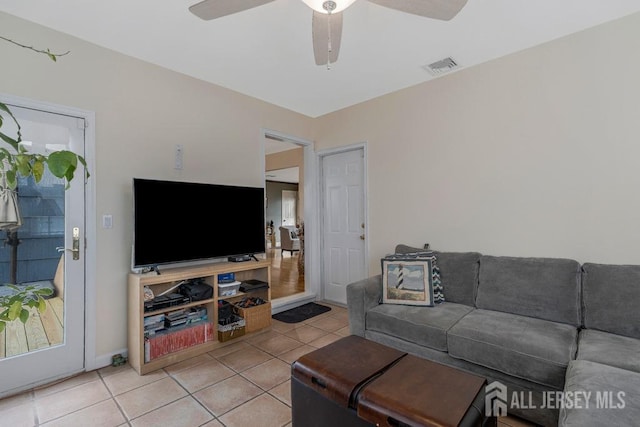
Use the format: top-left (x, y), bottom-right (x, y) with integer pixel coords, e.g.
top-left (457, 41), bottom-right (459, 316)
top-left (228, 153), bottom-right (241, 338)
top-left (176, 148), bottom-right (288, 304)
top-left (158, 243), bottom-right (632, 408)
top-left (186, 306), bottom-right (208, 325)
top-left (144, 313), bottom-right (166, 337)
top-left (164, 309), bottom-right (188, 328)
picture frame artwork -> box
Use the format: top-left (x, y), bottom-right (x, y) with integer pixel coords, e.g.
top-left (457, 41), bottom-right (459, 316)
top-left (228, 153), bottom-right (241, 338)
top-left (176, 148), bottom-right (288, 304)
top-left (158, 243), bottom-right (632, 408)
top-left (382, 258), bottom-right (434, 306)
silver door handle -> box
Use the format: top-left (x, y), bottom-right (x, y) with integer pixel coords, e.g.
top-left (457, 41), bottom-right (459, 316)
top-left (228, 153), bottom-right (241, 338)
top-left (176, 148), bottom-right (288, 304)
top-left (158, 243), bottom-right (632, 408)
top-left (55, 227), bottom-right (80, 260)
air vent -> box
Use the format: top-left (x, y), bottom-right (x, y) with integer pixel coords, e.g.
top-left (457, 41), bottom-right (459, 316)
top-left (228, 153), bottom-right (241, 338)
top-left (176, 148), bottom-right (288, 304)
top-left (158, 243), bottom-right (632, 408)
top-left (423, 57), bottom-right (460, 76)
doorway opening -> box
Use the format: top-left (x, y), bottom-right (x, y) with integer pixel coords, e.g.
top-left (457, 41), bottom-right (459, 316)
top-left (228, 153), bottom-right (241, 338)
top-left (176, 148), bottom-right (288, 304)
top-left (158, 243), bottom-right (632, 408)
top-left (0, 94), bottom-right (95, 397)
top-left (263, 130), bottom-right (313, 308)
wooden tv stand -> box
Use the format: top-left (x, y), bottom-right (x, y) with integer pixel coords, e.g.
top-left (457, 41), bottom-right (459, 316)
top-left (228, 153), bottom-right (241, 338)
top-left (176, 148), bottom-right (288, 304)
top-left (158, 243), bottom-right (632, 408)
top-left (127, 258), bottom-right (271, 375)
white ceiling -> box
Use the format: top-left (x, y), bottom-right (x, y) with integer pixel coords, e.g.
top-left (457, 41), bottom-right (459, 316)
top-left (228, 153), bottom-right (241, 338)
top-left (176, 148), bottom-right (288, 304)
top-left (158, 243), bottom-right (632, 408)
top-left (1, 1), bottom-right (640, 118)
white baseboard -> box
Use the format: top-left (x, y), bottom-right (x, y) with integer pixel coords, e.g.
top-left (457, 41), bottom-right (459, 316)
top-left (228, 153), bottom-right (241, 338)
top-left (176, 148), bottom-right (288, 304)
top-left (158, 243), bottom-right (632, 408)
top-left (271, 291), bottom-right (317, 314)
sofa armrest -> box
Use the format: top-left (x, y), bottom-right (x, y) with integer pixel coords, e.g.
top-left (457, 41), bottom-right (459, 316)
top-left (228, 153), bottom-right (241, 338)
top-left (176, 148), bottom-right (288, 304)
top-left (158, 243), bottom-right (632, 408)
top-left (346, 274), bottom-right (382, 337)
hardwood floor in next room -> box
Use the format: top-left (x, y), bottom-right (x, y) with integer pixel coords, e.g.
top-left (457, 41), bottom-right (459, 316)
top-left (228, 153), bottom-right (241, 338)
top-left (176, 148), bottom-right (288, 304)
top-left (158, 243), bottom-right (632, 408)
top-left (267, 247), bottom-right (304, 300)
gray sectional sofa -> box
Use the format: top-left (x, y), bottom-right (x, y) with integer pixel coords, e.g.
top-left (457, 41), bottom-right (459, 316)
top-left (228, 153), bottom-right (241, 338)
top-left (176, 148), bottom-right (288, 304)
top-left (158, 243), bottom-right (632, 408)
top-left (346, 246), bottom-right (640, 426)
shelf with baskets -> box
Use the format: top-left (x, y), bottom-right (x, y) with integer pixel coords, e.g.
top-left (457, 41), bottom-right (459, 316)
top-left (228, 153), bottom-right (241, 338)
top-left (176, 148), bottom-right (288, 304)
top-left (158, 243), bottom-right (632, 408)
top-left (128, 258), bottom-right (271, 374)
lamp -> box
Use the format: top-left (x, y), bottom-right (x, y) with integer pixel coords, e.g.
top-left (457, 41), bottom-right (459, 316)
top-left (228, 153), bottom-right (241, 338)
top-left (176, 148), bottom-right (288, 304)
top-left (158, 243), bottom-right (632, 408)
top-left (302, 0), bottom-right (357, 14)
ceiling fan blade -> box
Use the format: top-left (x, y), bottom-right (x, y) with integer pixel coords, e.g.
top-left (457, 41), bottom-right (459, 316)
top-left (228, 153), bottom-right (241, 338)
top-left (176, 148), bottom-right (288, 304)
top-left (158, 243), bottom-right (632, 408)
top-left (368, 0), bottom-right (468, 21)
top-left (312, 11), bottom-right (343, 66)
top-left (189, 0), bottom-right (276, 20)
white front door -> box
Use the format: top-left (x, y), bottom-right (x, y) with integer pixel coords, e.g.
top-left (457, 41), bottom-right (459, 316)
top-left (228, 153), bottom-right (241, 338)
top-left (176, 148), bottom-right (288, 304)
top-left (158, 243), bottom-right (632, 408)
top-left (321, 148), bottom-right (366, 304)
top-left (0, 103), bottom-right (86, 397)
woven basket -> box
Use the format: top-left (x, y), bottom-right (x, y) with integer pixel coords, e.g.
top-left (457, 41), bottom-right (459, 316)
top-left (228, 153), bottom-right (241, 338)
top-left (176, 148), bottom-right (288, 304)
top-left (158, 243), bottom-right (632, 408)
top-left (217, 317), bottom-right (245, 342)
top-left (234, 301), bottom-right (272, 332)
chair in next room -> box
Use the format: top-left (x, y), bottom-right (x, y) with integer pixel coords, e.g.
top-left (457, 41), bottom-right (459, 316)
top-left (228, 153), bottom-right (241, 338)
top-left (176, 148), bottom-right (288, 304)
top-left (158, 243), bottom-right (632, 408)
top-left (279, 226), bottom-right (300, 256)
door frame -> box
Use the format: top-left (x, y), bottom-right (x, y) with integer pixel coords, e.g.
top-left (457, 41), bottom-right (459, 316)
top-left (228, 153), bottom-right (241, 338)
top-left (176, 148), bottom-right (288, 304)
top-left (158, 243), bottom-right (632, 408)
top-left (261, 128), bottom-right (318, 313)
top-left (317, 142), bottom-right (369, 303)
top-left (1, 92), bottom-right (97, 372)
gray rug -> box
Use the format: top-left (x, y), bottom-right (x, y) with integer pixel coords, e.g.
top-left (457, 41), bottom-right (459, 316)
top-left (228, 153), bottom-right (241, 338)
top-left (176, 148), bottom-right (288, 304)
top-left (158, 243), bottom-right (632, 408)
top-left (272, 302), bottom-right (331, 323)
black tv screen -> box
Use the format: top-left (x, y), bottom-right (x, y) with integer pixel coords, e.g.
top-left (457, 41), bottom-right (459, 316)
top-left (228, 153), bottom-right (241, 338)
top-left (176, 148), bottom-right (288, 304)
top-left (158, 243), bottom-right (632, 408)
top-left (133, 178), bottom-right (265, 268)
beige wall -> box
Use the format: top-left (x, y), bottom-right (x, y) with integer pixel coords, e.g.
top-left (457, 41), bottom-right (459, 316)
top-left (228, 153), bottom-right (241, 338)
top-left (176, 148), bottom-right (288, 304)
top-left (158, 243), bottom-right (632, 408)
top-left (314, 12), bottom-right (640, 275)
top-left (4, 9), bottom-right (640, 364)
top-left (266, 148), bottom-right (305, 221)
top-left (0, 12), bottom-right (314, 360)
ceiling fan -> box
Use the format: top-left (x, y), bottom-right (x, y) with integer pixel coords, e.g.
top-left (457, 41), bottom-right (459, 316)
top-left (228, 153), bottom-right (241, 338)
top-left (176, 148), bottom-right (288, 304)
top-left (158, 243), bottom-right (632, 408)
top-left (189, 0), bottom-right (468, 67)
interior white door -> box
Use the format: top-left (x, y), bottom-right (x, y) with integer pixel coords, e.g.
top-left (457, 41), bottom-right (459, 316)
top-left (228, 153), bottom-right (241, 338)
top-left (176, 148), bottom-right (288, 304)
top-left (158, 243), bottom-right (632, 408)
top-left (0, 103), bottom-right (86, 397)
top-left (321, 148), bottom-right (366, 304)
top-left (281, 190), bottom-right (298, 226)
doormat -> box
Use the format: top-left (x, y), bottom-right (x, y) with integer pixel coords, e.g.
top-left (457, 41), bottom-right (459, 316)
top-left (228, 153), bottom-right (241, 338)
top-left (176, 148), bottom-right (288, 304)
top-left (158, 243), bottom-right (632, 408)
top-left (272, 302), bottom-right (331, 323)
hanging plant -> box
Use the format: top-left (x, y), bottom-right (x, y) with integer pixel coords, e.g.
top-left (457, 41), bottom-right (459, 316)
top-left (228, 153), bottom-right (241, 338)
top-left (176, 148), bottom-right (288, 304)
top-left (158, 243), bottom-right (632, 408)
top-left (0, 36), bottom-right (88, 332)
top-left (0, 97), bottom-right (89, 189)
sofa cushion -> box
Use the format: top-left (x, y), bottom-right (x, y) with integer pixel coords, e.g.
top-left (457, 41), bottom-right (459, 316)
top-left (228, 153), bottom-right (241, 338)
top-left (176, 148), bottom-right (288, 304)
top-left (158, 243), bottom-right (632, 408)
top-left (447, 309), bottom-right (578, 389)
top-left (560, 360), bottom-right (640, 427)
top-left (582, 263), bottom-right (640, 339)
top-left (476, 255), bottom-right (581, 326)
top-left (366, 302), bottom-right (474, 352)
top-left (576, 329), bottom-right (640, 374)
top-left (434, 251), bottom-right (480, 306)
top-left (395, 245), bottom-right (480, 306)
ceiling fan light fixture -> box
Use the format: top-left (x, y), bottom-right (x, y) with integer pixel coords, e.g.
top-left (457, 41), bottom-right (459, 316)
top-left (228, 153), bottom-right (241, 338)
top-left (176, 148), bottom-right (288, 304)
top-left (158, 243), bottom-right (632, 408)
top-left (302, 0), bottom-right (356, 14)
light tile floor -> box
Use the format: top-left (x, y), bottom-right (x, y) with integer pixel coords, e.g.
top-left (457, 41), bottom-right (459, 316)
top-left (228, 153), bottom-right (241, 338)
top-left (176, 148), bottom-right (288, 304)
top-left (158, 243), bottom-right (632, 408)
top-left (0, 302), bottom-right (349, 427)
top-left (0, 302), bottom-right (534, 427)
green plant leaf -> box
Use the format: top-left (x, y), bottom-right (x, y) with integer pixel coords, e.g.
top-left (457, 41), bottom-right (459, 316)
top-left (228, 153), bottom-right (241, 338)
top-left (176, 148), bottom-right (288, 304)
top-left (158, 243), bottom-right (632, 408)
top-left (0, 102), bottom-right (12, 115)
top-left (19, 308), bottom-right (29, 324)
top-left (47, 150), bottom-right (77, 178)
top-left (8, 300), bottom-right (22, 321)
top-left (32, 159), bottom-right (45, 182)
top-left (0, 321), bottom-right (5, 333)
top-left (38, 297), bottom-right (47, 313)
top-left (5, 169), bottom-right (17, 189)
top-left (0, 102), bottom-right (22, 143)
top-left (0, 131), bottom-right (19, 151)
top-left (15, 153), bottom-right (32, 176)
top-left (77, 155), bottom-right (90, 179)
top-left (8, 294), bottom-right (23, 305)
top-left (64, 165), bottom-right (77, 187)
top-left (35, 288), bottom-right (53, 296)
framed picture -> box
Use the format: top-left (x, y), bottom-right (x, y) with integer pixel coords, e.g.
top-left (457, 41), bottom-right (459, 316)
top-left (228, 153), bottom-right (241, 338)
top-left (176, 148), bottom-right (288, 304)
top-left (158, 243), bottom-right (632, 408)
top-left (381, 257), bottom-right (434, 306)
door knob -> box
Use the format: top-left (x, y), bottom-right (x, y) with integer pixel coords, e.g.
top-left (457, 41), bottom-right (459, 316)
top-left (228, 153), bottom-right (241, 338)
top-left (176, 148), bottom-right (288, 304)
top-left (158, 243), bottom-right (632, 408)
top-left (57, 227), bottom-right (80, 260)
top-left (72, 227), bottom-right (80, 260)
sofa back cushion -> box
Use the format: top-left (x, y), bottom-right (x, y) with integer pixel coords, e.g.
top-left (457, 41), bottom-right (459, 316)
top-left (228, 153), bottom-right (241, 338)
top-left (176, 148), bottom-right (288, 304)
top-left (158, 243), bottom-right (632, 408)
top-left (476, 255), bottom-right (581, 326)
top-left (395, 245), bottom-right (479, 306)
top-left (432, 252), bottom-right (480, 306)
top-left (582, 263), bottom-right (640, 339)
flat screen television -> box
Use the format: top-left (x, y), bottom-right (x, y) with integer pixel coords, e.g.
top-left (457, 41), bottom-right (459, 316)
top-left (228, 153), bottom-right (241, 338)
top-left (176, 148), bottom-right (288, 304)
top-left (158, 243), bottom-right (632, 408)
top-left (132, 178), bottom-right (265, 269)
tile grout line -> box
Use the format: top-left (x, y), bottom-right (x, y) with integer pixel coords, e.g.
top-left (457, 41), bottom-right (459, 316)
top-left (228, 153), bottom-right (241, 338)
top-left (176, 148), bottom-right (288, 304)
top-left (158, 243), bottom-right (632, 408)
top-left (6, 308), bottom-right (347, 427)
top-left (33, 376), bottom-right (115, 426)
top-left (97, 368), bottom-right (130, 426)
top-left (163, 368), bottom-right (226, 427)
top-left (30, 389), bottom-right (39, 427)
